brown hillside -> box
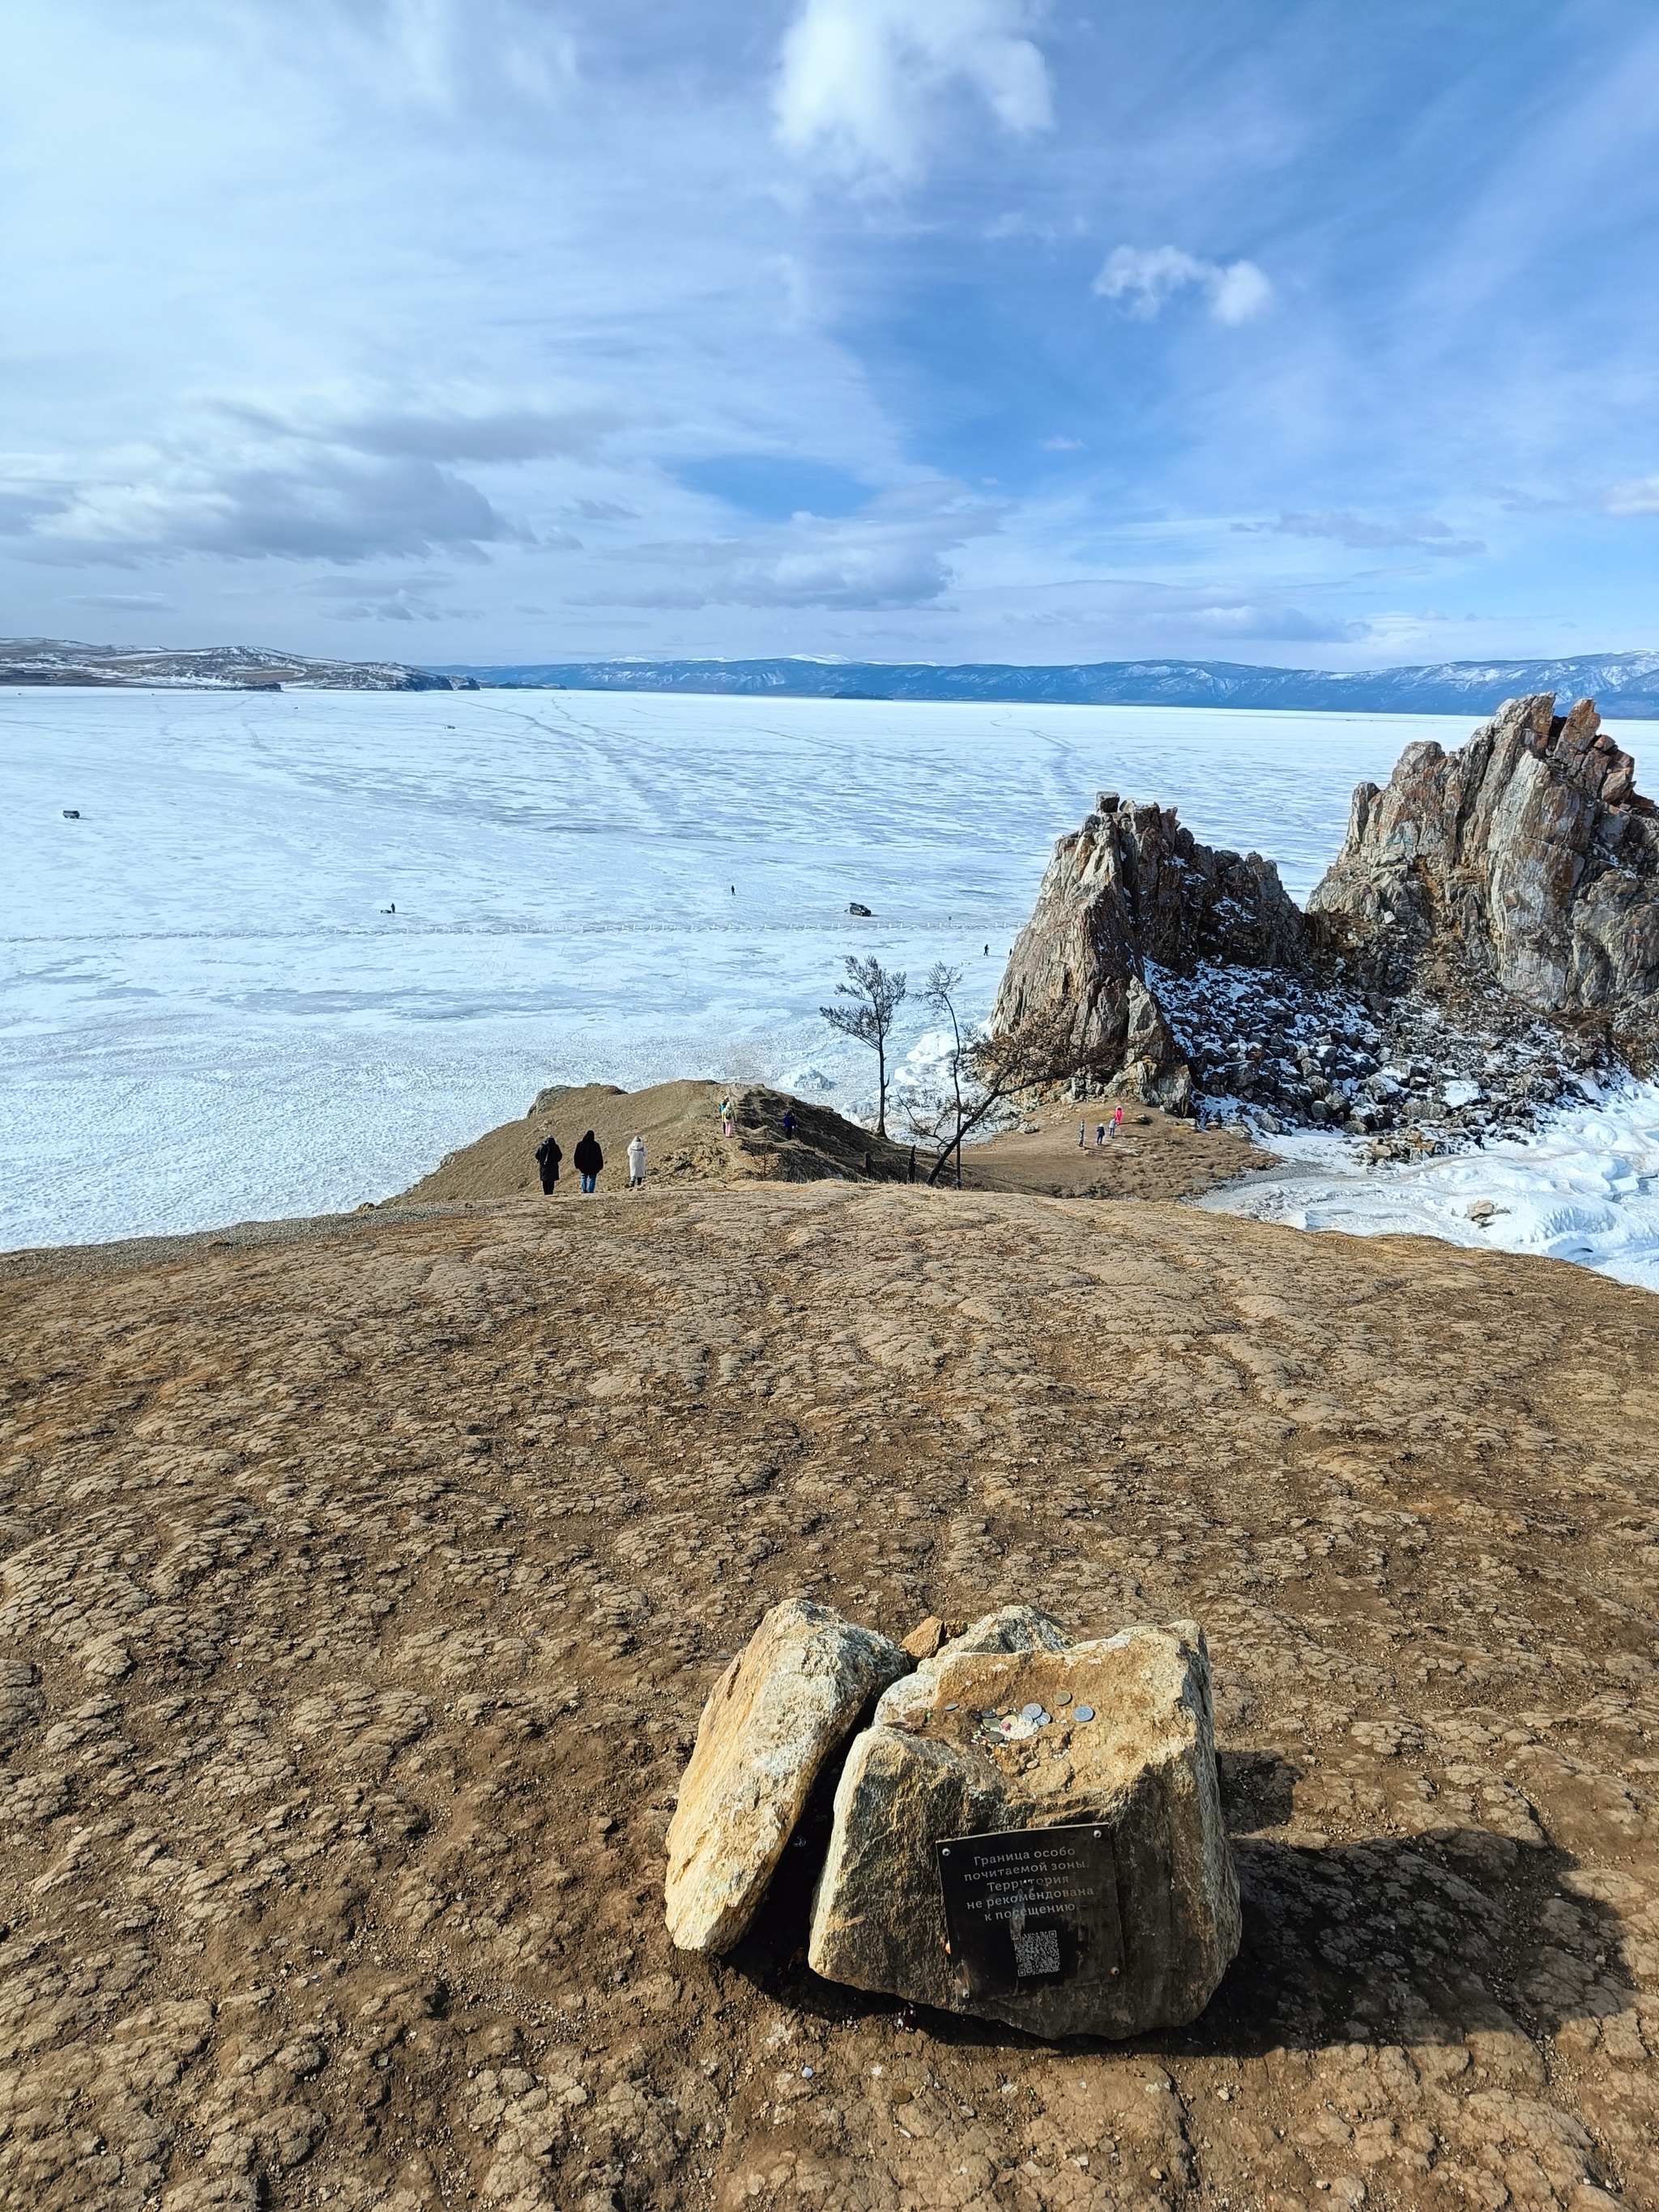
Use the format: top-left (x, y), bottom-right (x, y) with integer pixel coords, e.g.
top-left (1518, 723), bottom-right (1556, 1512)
top-left (398, 1079), bottom-right (1269, 1209)
top-left (2, 1185), bottom-right (1657, 2211)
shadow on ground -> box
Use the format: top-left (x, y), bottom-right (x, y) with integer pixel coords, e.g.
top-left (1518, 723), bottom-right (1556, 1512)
top-left (718, 1745), bottom-right (1633, 2067)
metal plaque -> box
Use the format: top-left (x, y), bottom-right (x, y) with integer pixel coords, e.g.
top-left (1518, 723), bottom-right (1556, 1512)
top-left (936, 1823), bottom-right (1124, 2001)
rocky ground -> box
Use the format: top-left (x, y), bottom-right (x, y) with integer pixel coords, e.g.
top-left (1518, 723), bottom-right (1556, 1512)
top-left (2, 1180), bottom-right (1657, 2212)
top-left (1154, 963), bottom-right (1612, 1158)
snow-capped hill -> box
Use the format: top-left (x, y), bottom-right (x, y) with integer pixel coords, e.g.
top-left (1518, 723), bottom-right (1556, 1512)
top-left (436, 650), bottom-right (1659, 717)
top-left (0, 637), bottom-right (476, 692)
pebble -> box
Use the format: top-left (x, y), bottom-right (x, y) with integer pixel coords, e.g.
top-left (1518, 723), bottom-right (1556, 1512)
top-left (1073, 1705), bottom-right (1094, 1723)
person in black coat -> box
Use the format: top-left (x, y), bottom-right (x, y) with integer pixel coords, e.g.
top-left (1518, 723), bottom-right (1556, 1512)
top-left (573, 1129), bottom-right (604, 1194)
top-left (534, 1132), bottom-right (562, 1195)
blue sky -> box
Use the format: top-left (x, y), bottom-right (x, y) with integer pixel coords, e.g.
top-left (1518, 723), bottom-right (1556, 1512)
top-left (4, 0), bottom-right (1659, 667)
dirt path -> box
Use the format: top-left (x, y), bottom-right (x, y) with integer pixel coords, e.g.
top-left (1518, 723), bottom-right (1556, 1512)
top-left (960, 1102), bottom-right (1273, 1204)
top-left (2, 1187), bottom-right (1657, 2211)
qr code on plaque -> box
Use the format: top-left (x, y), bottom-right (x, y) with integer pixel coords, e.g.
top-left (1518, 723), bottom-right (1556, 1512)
top-left (1012, 1925), bottom-right (1060, 1979)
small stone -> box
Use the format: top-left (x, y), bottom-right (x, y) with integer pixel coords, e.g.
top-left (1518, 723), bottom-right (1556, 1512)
top-left (1073, 1705), bottom-right (1095, 1723)
top-left (664, 1598), bottom-right (911, 1954)
top-left (902, 1616), bottom-right (946, 1661)
top-left (940, 1605), bottom-right (1072, 1660)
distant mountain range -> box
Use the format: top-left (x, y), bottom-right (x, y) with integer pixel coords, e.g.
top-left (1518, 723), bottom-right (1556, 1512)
top-left (435, 650), bottom-right (1659, 718)
top-left (7, 637), bottom-right (1659, 717)
top-left (0, 637), bottom-right (475, 691)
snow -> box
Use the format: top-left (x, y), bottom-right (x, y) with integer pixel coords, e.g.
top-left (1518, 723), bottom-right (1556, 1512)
top-left (6, 681), bottom-right (1659, 1288)
top-left (1197, 1084), bottom-right (1659, 1292)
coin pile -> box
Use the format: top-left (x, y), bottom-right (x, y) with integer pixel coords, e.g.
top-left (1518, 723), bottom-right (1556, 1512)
top-left (966, 1698), bottom-right (1097, 1749)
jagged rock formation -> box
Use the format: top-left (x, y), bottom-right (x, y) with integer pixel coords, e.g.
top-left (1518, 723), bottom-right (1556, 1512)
top-left (1309, 693), bottom-right (1659, 1069)
top-left (990, 794), bottom-right (1305, 1110)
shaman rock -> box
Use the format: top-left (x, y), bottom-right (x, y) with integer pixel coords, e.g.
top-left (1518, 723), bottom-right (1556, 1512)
top-left (807, 1619), bottom-right (1240, 2039)
top-left (664, 1598), bottom-right (910, 1954)
top-left (1310, 693), bottom-right (1659, 1067)
top-left (991, 794), bottom-right (1304, 1105)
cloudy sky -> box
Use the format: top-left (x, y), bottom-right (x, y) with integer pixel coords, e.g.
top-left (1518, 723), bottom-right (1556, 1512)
top-left (5, 0), bottom-right (1659, 668)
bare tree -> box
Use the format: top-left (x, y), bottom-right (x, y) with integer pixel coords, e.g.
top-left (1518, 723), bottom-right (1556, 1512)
top-left (904, 963), bottom-right (1070, 1187)
top-left (820, 955), bottom-right (907, 1137)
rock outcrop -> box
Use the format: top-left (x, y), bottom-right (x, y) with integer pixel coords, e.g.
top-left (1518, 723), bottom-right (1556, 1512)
top-left (806, 1615), bottom-right (1240, 2039)
top-left (1309, 693), bottom-right (1659, 1068)
top-left (663, 1599), bottom-right (909, 1954)
top-left (991, 794), bottom-right (1305, 1110)
top-left (991, 694), bottom-right (1643, 1140)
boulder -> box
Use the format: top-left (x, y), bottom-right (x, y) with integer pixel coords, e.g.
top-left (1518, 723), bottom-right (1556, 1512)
top-left (1309, 693), bottom-right (1659, 1068)
top-left (807, 1620), bottom-right (1239, 2039)
top-left (663, 1598), bottom-right (910, 1954)
top-left (990, 792), bottom-right (1305, 1103)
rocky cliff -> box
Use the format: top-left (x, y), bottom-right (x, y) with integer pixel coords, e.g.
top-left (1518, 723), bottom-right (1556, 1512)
top-left (991, 697), bottom-right (1632, 1142)
top-left (990, 793), bottom-right (1305, 1110)
top-left (1308, 692), bottom-right (1659, 1068)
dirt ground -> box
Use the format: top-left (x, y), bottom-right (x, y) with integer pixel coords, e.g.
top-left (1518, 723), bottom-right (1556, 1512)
top-left (2, 1183), bottom-right (1657, 2212)
top-left (397, 1082), bottom-right (1268, 1211)
top-left (959, 1105), bottom-right (1270, 1204)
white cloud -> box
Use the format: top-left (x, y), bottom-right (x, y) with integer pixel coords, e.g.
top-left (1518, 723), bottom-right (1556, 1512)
top-left (1606, 473), bottom-right (1659, 517)
top-left (1040, 435), bottom-right (1082, 450)
top-left (1, 417), bottom-right (524, 565)
top-left (775, 0), bottom-right (1051, 184)
top-left (573, 481), bottom-right (1003, 610)
top-left (1271, 510), bottom-right (1486, 556)
top-left (1094, 244), bottom-right (1274, 325)
top-left (59, 590), bottom-right (178, 612)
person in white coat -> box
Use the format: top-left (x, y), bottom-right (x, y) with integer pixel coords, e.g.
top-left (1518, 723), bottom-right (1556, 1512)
top-left (627, 1135), bottom-right (647, 1188)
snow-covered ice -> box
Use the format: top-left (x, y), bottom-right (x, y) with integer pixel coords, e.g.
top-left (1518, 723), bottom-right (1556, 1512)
top-left (6, 680), bottom-right (1659, 1288)
top-left (1198, 1082), bottom-right (1659, 1292)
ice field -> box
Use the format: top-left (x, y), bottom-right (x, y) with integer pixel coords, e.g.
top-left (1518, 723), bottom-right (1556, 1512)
top-left (6, 681), bottom-right (1659, 1284)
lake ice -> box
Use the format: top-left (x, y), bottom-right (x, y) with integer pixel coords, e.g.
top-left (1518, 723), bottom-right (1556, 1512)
top-left (5, 682), bottom-right (1659, 1286)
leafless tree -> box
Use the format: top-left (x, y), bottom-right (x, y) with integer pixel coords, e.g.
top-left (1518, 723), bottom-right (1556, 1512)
top-left (820, 954), bottom-right (907, 1137)
top-left (903, 963), bottom-right (1071, 1187)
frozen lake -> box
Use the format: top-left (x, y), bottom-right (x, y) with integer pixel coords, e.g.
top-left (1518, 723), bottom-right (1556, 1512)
top-left (6, 684), bottom-right (1658, 1280)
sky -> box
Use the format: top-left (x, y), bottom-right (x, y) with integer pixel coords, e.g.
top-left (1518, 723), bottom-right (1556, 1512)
top-left (4, 0), bottom-right (1659, 671)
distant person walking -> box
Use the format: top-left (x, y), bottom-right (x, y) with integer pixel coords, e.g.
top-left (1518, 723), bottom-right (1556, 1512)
top-left (574, 1129), bottom-right (603, 1193)
top-left (1111, 1106), bottom-right (1125, 1138)
top-left (627, 1136), bottom-right (646, 1188)
top-left (720, 1094), bottom-right (735, 1139)
top-left (535, 1132), bottom-right (562, 1195)
top-left (780, 1108), bottom-right (796, 1140)
top-left (1095, 1122), bottom-right (1106, 1148)
top-left (1077, 1123), bottom-right (1085, 1149)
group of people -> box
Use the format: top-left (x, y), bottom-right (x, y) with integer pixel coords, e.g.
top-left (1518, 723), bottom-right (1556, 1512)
top-left (1079, 1107), bottom-right (1127, 1147)
top-left (534, 1128), bottom-right (648, 1195)
top-left (535, 1090), bottom-right (750, 1197)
